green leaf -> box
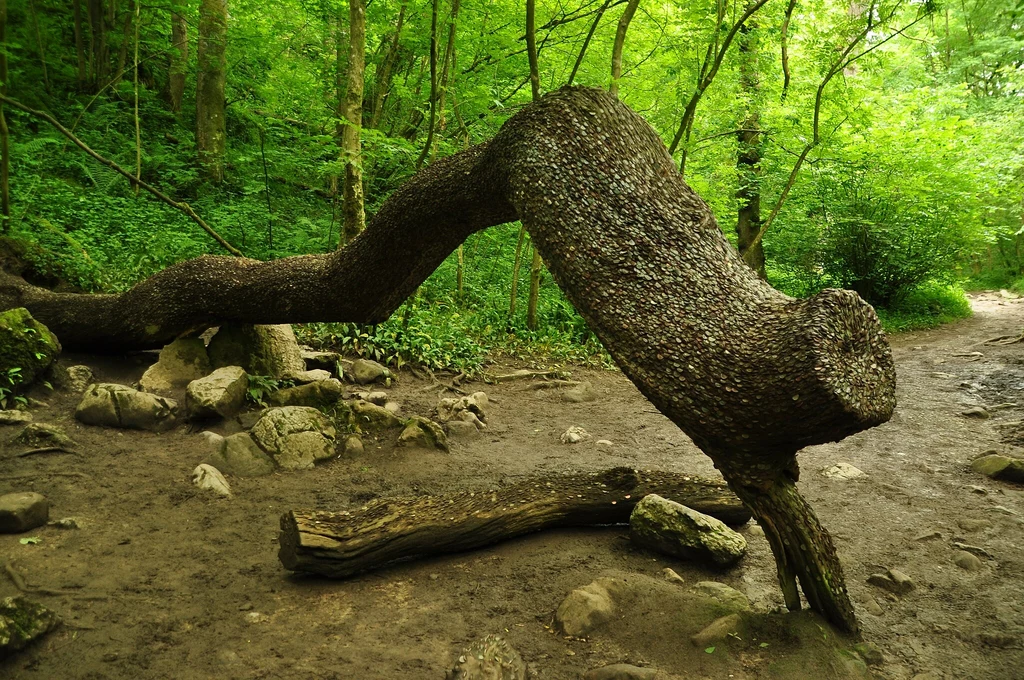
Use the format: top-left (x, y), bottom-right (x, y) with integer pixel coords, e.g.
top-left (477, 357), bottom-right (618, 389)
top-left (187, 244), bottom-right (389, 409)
top-left (704, 647), bottom-right (715, 654)
top-left (759, 642), bottom-right (770, 648)
top-left (19, 537), bottom-right (41, 545)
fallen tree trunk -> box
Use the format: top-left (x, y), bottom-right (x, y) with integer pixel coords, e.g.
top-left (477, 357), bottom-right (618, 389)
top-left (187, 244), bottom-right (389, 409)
top-left (279, 467), bottom-right (750, 578)
top-left (0, 87), bottom-right (896, 633)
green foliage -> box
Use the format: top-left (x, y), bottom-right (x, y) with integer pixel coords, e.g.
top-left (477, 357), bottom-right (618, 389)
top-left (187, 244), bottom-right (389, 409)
top-left (875, 283), bottom-right (973, 333)
top-left (245, 375), bottom-right (295, 407)
top-left (0, 366), bottom-right (26, 409)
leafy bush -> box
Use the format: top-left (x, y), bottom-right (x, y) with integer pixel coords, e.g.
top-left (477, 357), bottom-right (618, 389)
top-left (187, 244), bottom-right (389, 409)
top-left (875, 282), bottom-right (972, 333)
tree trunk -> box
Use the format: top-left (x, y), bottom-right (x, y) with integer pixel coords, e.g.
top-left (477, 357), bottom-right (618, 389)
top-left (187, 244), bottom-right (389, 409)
top-left (736, 1), bottom-right (765, 278)
top-left (0, 0), bottom-right (8, 234)
top-left (279, 467), bottom-right (750, 578)
top-left (609, 0), bottom-right (640, 97)
top-left (0, 89), bottom-right (896, 632)
top-left (73, 0), bottom-right (88, 88)
top-left (414, 0), bottom-right (439, 169)
top-left (196, 0), bottom-right (227, 183)
top-left (525, 0), bottom-right (540, 100)
top-left (27, 0), bottom-right (50, 95)
top-left (88, 0), bottom-right (110, 89)
top-left (339, 0), bottom-right (366, 245)
top-left (369, 1), bottom-right (406, 130)
top-left (168, 11), bottom-right (188, 114)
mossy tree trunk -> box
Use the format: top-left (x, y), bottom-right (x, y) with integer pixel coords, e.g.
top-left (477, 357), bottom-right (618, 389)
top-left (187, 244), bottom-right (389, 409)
top-left (0, 88), bottom-right (895, 633)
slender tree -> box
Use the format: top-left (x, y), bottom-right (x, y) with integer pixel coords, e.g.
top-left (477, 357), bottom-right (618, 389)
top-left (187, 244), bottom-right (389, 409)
top-left (196, 0), bottom-right (228, 182)
top-left (369, 1), bottom-right (406, 130)
top-left (73, 0), bottom-right (88, 88)
top-left (340, 0), bottom-right (367, 245)
top-left (609, 0), bottom-right (640, 96)
top-left (168, 8), bottom-right (189, 114)
top-left (736, 0), bottom-right (764, 277)
top-left (0, 0), bottom-right (8, 234)
top-left (415, 0), bottom-right (440, 169)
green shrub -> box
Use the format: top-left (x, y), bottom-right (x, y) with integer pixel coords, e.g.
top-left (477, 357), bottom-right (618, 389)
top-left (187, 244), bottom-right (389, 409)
top-left (875, 282), bottom-right (972, 333)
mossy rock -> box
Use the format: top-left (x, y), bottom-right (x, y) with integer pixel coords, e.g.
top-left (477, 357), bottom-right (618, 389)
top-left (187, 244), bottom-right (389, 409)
top-left (398, 416), bottom-right (449, 452)
top-left (350, 399), bottom-right (404, 432)
top-left (0, 596), bottom-right (60, 656)
top-left (0, 308), bottom-right (61, 394)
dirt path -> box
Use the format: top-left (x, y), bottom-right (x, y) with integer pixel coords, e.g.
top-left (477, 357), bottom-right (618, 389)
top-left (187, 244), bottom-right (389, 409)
top-left (1, 293), bottom-right (1023, 679)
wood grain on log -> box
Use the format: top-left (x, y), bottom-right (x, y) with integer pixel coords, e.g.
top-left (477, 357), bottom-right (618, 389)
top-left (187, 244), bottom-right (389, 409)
top-left (279, 467), bottom-right (749, 578)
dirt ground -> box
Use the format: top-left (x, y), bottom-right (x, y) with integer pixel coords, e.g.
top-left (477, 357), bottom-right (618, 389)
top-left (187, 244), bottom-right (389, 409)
top-left (2, 292), bottom-right (1023, 679)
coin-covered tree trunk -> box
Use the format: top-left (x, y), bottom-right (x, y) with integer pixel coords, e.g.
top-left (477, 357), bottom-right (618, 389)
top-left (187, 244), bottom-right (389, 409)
top-left (0, 88), bottom-right (895, 633)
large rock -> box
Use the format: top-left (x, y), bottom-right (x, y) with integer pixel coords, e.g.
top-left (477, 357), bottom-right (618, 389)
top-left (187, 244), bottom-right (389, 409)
top-left (206, 432), bottom-right (276, 477)
top-left (0, 597), bottom-right (60, 655)
top-left (75, 383), bottom-right (178, 431)
top-left (350, 399), bottom-right (404, 431)
top-left (0, 492), bottom-right (49, 533)
top-left (192, 464), bottom-right (232, 497)
top-left (63, 365), bottom-right (94, 393)
top-left (208, 323), bottom-right (308, 380)
top-left (139, 337), bottom-right (211, 393)
top-left (398, 416), bottom-right (449, 452)
top-left (0, 307), bottom-right (60, 394)
top-left (268, 379), bottom-right (345, 409)
top-left (0, 410), bottom-right (31, 425)
top-left (349, 358), bottom-right (390, 385)
top-left (555, 577), bottom-right (625, 637)
top-left (971, 454), bottom-right (1024, 483)
top-left (450, 634), bottom-right (526, 680)
top-left (250, 406), bottom-right (337, 470)
top-left (186, 366), bottom-right (248, 419)
top-left (630, 494), bottom-right (747, 567)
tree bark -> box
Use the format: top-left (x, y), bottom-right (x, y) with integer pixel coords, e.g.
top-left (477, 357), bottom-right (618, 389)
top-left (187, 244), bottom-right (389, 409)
top-left (0, 89), bottom-right (896, 631)
top-left (525, 0), bottom-right (540, 101)
top-left (196, 0), bottom-right (227, 183)
top-left (339, 0), bottom-right (366, 245)
top-left (0, 0), bottom-right (7, 234)
top-left (567, 0), bottom-right (610, 86)
top-left (279, 467), bottom-right (751, 578)
top-left (73, 0), bottom-right (88, 88)
top-left (168, 10), bottom-right (188, 114)
top-left (609, 0), bottom-right (639, 97)
top-left (414, 0), bottom-right (439, 169)
top-left (736, 1), bottom-right (765, 278)
top-left (87, 0), bottom-right (109, 89)
top-left (369, 1), bottom-right (406, 130)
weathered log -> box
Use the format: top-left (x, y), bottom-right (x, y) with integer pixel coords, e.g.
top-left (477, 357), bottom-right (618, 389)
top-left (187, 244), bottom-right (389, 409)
top-left (1, 87), bottom-right (896, 632)
top-left (278, 467), bottom-right (750, 578)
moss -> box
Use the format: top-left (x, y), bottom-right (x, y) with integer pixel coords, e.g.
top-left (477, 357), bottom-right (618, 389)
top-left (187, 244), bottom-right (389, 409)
top-left (0, 308), bottom-right (61, 394)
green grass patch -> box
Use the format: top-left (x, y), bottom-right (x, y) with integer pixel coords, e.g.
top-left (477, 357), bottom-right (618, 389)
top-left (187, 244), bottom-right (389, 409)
top-left (875, 282), bottom-right (972, 333)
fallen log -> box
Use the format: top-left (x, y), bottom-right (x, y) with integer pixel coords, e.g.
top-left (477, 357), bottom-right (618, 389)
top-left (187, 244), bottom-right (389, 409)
top-left (279, 467), bottom-right (749, 578)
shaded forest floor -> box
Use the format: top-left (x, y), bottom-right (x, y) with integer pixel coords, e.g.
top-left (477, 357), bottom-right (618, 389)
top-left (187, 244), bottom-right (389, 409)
top-left (1, 292), bottom-right (1023, 679)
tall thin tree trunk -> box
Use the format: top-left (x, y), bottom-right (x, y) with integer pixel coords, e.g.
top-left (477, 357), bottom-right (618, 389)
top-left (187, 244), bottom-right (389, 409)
top-left (196, 0), bottom-right (227, 183)
top-left (132, 0), bottom-right (141, 196)
top-left (434, 0), bottom-right (460, 150)
top-left (369, 1), bottom-right (406, 130)
top-left (88, 0), bottom-right (109, 88)
top-left (736, 1), bottom-right (764, 277)
top-left (567, 0), bottom-right (611, 86)
top-left (340, 0), bottom-right (366, 245)
top-left (609, 0), bottom-right (640, 97)
top-left (28, 0), bottom-right (50, 94)
top-left (113, 0), bottom-right (133, 88)
top-left (509, 225), bottom-right (526, 319)
top-left (0, 0), bottom-right (8, 233)
top-left (414, 0), bottom-right (439, 169)
top-left (168, 10), bottom-right (188, 113)
top-left (73, 0), bottom-right (88, 88)
top-left (524, 0), bottom-right (543, 329)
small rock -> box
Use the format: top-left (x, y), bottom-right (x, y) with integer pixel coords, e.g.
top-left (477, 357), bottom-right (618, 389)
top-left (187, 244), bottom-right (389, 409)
top-left (437, 392), bottom-right (489, 427)
top-left (596, 439), bottom-right (613, 446)
top-left (192, 464), bottom-right (232, 497)
top-left (349, 400), bottom-right (404, 431)
top-left (583, 664), bottom-right (661, 680)
top-left (979, 632), bottom-right (1018, 648)
top-left (821, 463), bottom-right (866, 480)
top-left (365, 391), bottom-right (388, 406)
top-left (139, 337), bottom-right (211, 393)
top-left (349, 358), bottom-right (390, 385)
top-left (206, 432), bottom-right (276, 477)
top-left (747, 523), bottom-right (765, 538)
top-left (384, 401), bottom-right (402, 416)
top-left (693, 581), bottom-right (750, 613)
top-left (0, 410), bottom-right (32, 425)
top-left (555, 578), bottom-right (623, 637)
top-left (951, 542), bottom-right (993, 559)
top-left (863, 599), bottom-right (883, 616)
top-left (630, 494), bottom-right (746, 567)
top-left (75, 383), bottom-right (178, 432)
top-left (449, 634), bottom-right (525, 680)
top-left (953, 551), bottom-right (983, 571)
top-left (186, 366), bottom-right (249, 419)
top-left (64, 365), bottom-right (95, 393)
top-left (446, 420), bottom-right (481, 440)
top-left (342, 434), bottom-right (364, 456)
top-left (562, 381), bottom-right (597, 403)
top-left (250, 407), bottom-right (337, 470)
top-left (244, 612), bottom-right (269, 624)
top-left (301, 349), bottom-right (342, 376)
top-left (0, 492), bottom-right (50, 533)
top-left (0, 596), bottom-right (60, 655)
top-left (236, 410), bottom-right (264, 430)
top-left (267, 379), bottom-right (345, 409)
top-left (560, 426), bottom-right (591, 444)
top-left (662, 568), bottom-right (685, 585)
top-left (957, 518), bottom-right (992, 532)
top-left (867, 569), bottom-right (914, 596)
top-left (48, 518), bottom-right (80, 530)
top-left (12, 423), bottom-right (74, 449)
top-left (971, 454), bottom-right (1024, 483)
top-left (853, 641), bottom-right (884, 666)
top-left (690, 613), bottom-right (743, 647)
top-left (913, 531), bottom-right (942, 542)
top-left (398, 416), bottom-right (449, 452)
top-left (961, 406), bottom-right (990, 419)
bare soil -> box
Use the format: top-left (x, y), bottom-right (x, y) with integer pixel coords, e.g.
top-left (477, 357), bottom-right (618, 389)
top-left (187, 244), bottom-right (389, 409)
top-left (2, 292), bottom-right (1023, 679)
